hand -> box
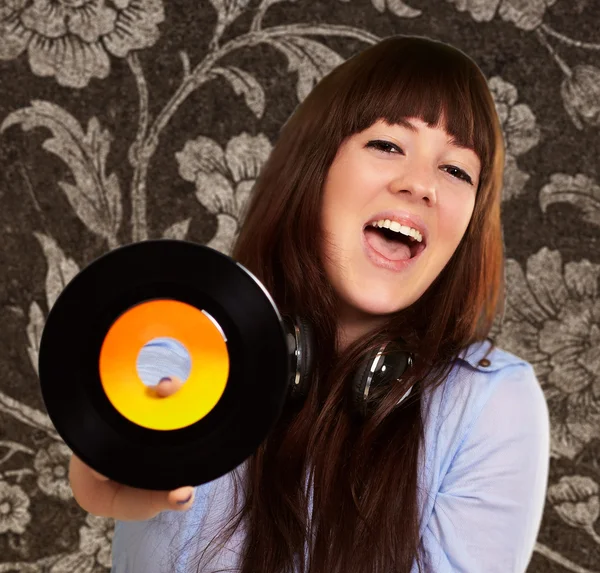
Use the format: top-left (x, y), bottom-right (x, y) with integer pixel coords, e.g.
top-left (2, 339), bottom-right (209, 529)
top-left (68, 376), bottom-right (194, 521)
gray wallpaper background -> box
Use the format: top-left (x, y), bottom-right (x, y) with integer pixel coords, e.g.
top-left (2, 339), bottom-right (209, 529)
top-left (1, 0), bottom-right (600, 571)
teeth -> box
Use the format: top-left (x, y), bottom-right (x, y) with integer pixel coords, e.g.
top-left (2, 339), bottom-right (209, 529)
top-left (370, 219), bottom-right (423, 243)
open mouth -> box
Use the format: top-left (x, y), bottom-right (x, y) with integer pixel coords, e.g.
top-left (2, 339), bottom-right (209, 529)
top-left (363, 220), bottom-right (427, 262)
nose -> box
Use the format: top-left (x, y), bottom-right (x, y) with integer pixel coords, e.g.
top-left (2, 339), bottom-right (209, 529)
top-left (389, 167), bottom-right (437, 206)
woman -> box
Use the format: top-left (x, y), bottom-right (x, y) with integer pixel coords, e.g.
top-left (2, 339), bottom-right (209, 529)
top-left (69, 35), bottom-right (550, 572)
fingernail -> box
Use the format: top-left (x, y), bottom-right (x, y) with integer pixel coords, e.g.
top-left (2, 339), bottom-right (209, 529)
top-left (177, 493), bottom-right (193, 505)
top-left (158, 377), bottom-right (172, 385)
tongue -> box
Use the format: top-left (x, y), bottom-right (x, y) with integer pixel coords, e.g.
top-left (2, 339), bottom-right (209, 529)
top-left (364, 228), bottom-right (411, 261)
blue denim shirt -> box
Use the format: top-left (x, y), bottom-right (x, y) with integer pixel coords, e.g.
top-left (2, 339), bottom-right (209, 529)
top-left (110, 340), bottom-right (550, 572)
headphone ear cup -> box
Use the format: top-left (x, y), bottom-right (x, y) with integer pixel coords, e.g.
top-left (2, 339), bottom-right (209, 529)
top-left (351, 348), bottom-right (379, 415)
top-left (284, 315), bottom-right (314, 400)
top-left (294, 316), bottom-right (314, 399)
top-left (352, 345), bottom-right (413, 416)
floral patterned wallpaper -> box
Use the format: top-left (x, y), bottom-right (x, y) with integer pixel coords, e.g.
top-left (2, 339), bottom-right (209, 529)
top-left (0, 0), bottom-right (599, 571)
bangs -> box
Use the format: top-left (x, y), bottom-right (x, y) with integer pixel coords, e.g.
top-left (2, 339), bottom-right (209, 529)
top-left (332, 36), bottom-right (497, 182)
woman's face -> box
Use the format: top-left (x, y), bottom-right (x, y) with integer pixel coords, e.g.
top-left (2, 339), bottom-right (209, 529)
top-left (320, 117), bottom-right (481, 333)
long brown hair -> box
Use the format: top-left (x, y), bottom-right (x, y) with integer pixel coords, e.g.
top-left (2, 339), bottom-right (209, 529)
top-left (193, 35), bottom-right (505, 573)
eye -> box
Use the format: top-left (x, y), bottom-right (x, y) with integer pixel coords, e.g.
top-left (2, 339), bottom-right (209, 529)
top-left (366, 140), bottom-right (403, 154)
top-left (442, 165), bottom-right (473, 185)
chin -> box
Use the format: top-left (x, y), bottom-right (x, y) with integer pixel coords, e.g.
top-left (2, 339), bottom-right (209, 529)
top-left (339, 282), bottom-right (419, 318)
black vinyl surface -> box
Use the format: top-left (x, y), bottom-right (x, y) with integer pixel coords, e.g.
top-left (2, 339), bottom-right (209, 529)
top-left (38, 240), bottom-right (289, 490)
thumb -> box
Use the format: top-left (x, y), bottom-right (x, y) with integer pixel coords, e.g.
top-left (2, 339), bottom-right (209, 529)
top-left (154, 376), bottom-right (184, 397)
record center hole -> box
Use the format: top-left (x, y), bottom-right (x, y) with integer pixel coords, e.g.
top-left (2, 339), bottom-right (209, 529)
top-left (136, 337), bottom-right (192, 392)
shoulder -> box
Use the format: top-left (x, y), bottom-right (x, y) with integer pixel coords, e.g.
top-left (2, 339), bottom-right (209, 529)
top-left (421, 339), bottom-right (549, 471)
top-left (424, 339), bottom-right (546, 423)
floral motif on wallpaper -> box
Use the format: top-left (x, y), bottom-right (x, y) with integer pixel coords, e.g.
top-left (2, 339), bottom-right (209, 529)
top-left (0, 0), bottom-right (599, 571)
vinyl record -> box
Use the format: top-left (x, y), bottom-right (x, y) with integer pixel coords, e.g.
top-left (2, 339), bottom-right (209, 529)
top-left (38, 240), bottom-right (289, 491)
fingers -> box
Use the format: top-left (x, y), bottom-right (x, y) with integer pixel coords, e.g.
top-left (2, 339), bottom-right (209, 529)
top-left (69, 379), bottom-right (193, 521)
top-left (154, 376), bottom-right (184, 397)
top-left (112, 484), bottom-right (196, 521)
top-left (70, 454), bottom-right (196, 520)
top-left (168, 486), bottom-right (196, 509)
top-left (116, 485), bottom-right (196, 520)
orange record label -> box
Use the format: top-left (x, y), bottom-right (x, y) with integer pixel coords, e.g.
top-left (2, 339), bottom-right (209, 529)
top-left (98, 299), bottom-right (229, 430)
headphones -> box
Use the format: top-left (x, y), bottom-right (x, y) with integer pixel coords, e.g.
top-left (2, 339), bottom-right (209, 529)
top-left (282, 316), bottom-right (415, 415)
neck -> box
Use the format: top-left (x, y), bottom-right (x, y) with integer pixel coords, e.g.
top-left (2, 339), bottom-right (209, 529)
top-left (336, 303), bottom-right (386, 352)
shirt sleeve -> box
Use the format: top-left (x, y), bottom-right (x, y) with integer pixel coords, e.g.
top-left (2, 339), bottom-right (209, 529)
top-left (416, 363), bottom-right (550, 573)
top-left (110, 484), bottom-right (211, 573)
top-left (110, 470), bottom-right (245, 573)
